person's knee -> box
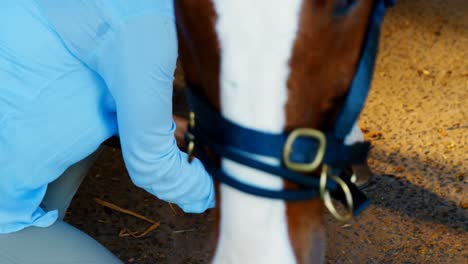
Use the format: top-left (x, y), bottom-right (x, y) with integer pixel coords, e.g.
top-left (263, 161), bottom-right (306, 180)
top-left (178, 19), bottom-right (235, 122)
top-left (0, 221), bottom-right (123, 264)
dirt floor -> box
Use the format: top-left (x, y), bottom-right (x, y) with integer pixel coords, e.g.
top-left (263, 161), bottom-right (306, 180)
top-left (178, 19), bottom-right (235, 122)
top-left (66, 0), bottom-right (467, 263)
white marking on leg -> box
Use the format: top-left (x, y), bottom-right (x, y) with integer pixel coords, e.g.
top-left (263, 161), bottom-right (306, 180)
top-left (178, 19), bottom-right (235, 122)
top-left (211, 1), bottom-right (304, 263)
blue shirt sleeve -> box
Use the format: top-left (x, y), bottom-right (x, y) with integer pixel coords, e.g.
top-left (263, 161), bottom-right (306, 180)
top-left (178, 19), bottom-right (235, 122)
top-left (94, 13), bottom-right (215, 213)
top-left (38, 1), bottom-right (215, 213)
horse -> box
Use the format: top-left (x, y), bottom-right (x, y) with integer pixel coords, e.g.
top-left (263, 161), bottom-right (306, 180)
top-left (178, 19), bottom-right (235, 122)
top-left (174, 0), bottom-right (393, 263)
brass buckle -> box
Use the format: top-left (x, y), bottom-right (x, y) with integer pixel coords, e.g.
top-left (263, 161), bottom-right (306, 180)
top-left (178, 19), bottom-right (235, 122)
top-left (320, 165), bottom-right (354, 222)
top-left (187, 112), bottom-right (196, 163)
top-left (283, 128), bottom-right (326, 172)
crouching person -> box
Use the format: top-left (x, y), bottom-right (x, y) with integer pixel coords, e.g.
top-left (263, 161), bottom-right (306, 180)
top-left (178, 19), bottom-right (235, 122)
top-left (0, 1), bottom-right (214, 263)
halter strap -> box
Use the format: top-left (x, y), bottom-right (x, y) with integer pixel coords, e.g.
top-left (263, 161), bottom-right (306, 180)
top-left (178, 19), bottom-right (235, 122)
top-left (333, 0), bottom-right (393, 139)
top-left (186, 87), bottom-right (370, 215)
top-left (186, 88), bottom-right (371, 168)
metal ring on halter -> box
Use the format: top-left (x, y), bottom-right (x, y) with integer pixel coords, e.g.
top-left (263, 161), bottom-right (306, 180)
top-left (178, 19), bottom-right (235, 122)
top-left (320, 165), bottom-right (354, 222)
top-left (187, 112), bottom-right (196, 162)
top-left (189, 111), bottom-right (196, 129)
top-left (187, 139), bottom-right (195, 163)
top-left (350, 173), bottom-right (357, 184)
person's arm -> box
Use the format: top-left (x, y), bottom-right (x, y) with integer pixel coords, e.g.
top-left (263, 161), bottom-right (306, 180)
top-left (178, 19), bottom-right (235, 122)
top-left (37, 1), bottom-right (214, 213)
top-left (91, 13), bottom-right (214, 213)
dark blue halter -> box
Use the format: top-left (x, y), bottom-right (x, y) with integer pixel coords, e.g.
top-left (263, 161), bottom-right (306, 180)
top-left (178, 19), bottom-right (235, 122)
top-left (185, 0), bottom-right (394, 217)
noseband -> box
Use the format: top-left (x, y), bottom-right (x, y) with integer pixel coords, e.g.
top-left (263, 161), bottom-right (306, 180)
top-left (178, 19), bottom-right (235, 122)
top-left (184, 0), bottom-right (394, 221)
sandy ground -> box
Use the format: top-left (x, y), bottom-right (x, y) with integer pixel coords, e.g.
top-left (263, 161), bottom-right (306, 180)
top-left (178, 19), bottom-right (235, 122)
top-left (66, 0), bottom-right (467, 263)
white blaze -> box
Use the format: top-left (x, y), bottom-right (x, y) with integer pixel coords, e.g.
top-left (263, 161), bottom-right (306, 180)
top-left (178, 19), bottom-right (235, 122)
top-left (211, 0), bottom-right (304, 263)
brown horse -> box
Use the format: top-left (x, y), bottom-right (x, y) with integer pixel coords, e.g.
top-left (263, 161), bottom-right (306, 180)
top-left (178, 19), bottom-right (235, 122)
top-left (174, 0), bottom-right (392, 263)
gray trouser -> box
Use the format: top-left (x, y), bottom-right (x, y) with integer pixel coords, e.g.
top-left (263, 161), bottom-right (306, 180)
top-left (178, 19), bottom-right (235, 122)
top-left (0, 150), bottom-right (123, 264)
